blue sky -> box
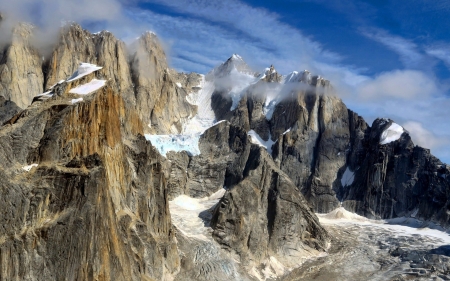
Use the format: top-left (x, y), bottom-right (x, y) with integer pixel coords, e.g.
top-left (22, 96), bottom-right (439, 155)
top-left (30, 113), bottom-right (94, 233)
top-left (3, 0), bottom-right (450, 163)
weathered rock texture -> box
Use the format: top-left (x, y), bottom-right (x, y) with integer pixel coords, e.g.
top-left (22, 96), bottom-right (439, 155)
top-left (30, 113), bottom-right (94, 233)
top-left (0, 23), bottom-right (44, 108)
top-left (0, 95), bottom-right (20, 124)
top-left (211, 145), bottom-right (329, 271)
top-left (1, 22), bottom-right (195, 134)
top-left (211, 65), bottom-right (350, 213)
top-left (209, 56), bottom-right (450, 228)
top-left (0, 83), bottom-right (179, 280)
top-left (129, 32), bottom-right (196, 134)
top-left (165, 121), bottom-right (251, 199)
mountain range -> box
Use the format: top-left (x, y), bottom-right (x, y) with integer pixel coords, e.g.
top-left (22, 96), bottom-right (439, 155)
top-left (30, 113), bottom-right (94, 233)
top-left (0, 20), bottom-right (449, 280)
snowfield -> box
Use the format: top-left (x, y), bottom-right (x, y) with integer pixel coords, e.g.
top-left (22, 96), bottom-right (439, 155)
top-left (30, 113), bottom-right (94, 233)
top-left (380, 122), bottom-right (404, 144)
top-left (248, 130), bottom-right (275, 154)
top-left (68, 79), bottom-right (106, 95)
top-left (67, 63), bottom-right (102, 82)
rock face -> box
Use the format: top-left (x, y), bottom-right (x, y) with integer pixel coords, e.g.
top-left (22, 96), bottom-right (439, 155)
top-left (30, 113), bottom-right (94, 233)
top-left (130, 32), bottom-right (196, 134)
top-left (0, 23), bottom-right (44, 108)
top-left (207, 55), bottom-right (450, 228)
top-left (1, 19), bottom-right (450, 281)
top-left (211, 145), bottom-right (329, 273)
top-left (0, 77), bottom-right (179, 280)
top-left (45, 24), bottom-right (133, 98)
top-left (2, 22), bottom-right (195, 134)
top-left (165, 121), bottom-right (251, 199)
top-left (341, 118), bottom-right (450, 227)
top-left (0, 95), bottom-right (21, 124)
top-left (210, 60), bottom-right (350, 213)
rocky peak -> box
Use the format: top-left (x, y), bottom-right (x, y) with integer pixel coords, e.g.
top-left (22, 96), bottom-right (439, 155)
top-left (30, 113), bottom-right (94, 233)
top-left (209, 53), bottom-right (257, 78)
top-left (260, 64), bottom-right (282, 82)
top-left (0, 21), bottom-right (44, 109)
top-left (285, 70), bottom-right (312, 84)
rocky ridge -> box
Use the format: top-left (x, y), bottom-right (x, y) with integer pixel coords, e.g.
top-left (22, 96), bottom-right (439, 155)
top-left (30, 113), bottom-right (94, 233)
top-left (0, 19), bottom-right (449, 281)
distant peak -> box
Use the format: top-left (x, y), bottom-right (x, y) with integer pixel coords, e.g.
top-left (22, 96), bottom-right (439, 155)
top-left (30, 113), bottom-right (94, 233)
top-left (210, 54), bottom-right (256, 78)
top-left (230, 54), bottom-right (243, 61)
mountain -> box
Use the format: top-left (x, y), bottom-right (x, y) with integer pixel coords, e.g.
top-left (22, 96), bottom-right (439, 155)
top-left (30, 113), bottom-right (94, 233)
top-left (0, 21), bottom-right (449, 280)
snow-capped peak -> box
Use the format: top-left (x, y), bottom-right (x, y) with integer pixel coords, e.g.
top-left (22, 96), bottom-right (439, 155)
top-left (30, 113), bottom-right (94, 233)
top-left (209, 54), bottom-right (256, 78)
top-left (380, 122), bottom-right (404, 145)
top-left (231, 53), bottom-right (243, 61)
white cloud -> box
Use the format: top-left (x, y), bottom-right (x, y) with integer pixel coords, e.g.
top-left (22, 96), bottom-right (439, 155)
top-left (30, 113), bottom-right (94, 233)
top-left (403, 121), bottom-right (450, 150)
top-left (357, 70), bottom-right (439, 100)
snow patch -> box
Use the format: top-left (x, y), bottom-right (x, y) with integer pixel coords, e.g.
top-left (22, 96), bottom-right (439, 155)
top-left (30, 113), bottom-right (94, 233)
top-left (169, 188), bottom-right (225, 240)
top-left (22, 164), bottom-right (38, 172)
top-left (183, 76), bottom-right (216, 134)
top-left (68, 79), bottom-right (106, 95)
top-left (176, 82), bottom-right (182, 88)
top-left (67, 63), bottom-right (102, 82)
top-left (263, 95), bottom-right (278, 120)
top-left (145, 134), bottom-right (200, 157)
top-left (71, 98), bottom-right (83, 104)
top-left (226, 68), bottom-right (259, 111)
top-left (380, 123), bottom-right (404, 145)
top-left (321, 207), bottom-right (368, 221)
top-left (341, 167), bottom-right (355, 187)
top-left (248, 130), bottom-right (275, 154)
top-left (283, 128), bottom-right (291, 135)
top-left (320, 208), bottom-right (450, 244)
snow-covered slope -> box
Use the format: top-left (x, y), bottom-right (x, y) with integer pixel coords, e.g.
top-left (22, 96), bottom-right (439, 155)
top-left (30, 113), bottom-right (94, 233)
top-left (380, 122), bottom-right (405, 144)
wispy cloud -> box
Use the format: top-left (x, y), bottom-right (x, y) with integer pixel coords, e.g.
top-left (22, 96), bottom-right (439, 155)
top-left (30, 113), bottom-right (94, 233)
top-left (129, 0), bottom-right (342, 74)
top-left (426, 46), bottom-right (450, 68)
top-left (360, 29), bottom-right (426, 69)
top-left (403, 121), bottom-right (450, 150)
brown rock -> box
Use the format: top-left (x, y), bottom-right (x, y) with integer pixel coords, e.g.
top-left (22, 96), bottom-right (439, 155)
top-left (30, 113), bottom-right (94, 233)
top-left (0, 22), bottom-right (44, 108)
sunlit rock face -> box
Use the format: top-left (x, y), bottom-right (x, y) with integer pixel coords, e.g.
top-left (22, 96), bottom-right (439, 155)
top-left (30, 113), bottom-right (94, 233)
top-left (0, 23), bottom-right (44, 108)
top-left (0, 66), bottom-right (179, 280)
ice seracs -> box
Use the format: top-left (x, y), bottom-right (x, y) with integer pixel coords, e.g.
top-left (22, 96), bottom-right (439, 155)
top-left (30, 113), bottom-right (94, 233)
top-left (380, 122), bottom-right (404, 145)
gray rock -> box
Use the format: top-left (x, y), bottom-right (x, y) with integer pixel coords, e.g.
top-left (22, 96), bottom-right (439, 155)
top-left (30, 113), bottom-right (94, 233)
top-left (166, 121), bottom-right (251, 199)
top-left (0, 95), bottom-right (21, 124)
top-left (211, 145), bottom-right (329, 269)
top-left (341, 118), bottom-right (450, 227)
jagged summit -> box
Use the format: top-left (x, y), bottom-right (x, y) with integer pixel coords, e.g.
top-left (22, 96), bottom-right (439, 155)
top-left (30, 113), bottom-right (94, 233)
top-left (209, 54), bottom-right (257, 78)
top-left (259, 64), bottom-right (282, 82)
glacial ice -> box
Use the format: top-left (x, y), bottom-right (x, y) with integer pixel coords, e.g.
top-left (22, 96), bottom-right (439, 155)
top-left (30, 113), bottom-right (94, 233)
top-left (145, 134), bottom-right (201, 157)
